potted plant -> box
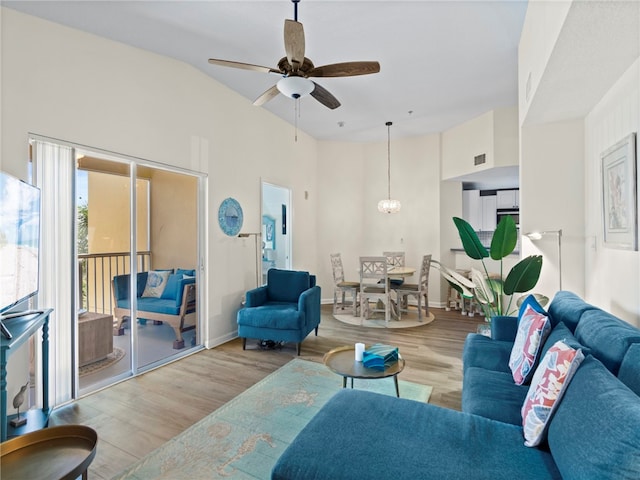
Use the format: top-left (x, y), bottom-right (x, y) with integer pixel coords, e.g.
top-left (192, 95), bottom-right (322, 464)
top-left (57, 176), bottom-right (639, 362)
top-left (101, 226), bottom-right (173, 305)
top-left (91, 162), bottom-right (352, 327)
top-left (433, 216), bottom-right (543, 323)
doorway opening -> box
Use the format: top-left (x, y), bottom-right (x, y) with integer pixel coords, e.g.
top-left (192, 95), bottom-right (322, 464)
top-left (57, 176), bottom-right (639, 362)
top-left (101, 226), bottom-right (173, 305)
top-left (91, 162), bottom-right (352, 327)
top-left (261, 182), bottom-right (292, 284)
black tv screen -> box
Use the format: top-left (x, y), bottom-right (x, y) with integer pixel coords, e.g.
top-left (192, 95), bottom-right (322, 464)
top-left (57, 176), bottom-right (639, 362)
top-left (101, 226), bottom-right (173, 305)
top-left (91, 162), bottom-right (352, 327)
top-left (0, 171), bottom-right (41, 315)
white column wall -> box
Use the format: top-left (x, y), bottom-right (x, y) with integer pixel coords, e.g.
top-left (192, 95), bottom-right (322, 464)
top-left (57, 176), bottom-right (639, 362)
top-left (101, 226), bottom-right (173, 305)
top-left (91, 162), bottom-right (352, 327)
top-left (520, 120), bottom-right (585, 301)
top-left (584, 59), bottom-right (640, 326)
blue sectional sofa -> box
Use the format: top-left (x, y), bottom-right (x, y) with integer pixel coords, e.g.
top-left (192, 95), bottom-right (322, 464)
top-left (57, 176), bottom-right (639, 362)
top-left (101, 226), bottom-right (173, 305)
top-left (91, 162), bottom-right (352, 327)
top-left (112, 270), bottom-right (196, 349)
top-left (272, 291), bottom-right (640, 479)
top-left (237, 269), bottom-right (321, 355)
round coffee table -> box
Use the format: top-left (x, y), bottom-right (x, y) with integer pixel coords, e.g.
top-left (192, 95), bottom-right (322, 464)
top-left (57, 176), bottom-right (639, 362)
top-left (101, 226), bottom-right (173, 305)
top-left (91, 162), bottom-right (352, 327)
top-left (323, 345), bottom-right (405, 397)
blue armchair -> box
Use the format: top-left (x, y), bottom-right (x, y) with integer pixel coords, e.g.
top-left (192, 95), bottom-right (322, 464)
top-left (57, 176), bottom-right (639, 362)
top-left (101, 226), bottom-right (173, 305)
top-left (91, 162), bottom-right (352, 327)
top-left (237, 269), bottom-right (321, 355)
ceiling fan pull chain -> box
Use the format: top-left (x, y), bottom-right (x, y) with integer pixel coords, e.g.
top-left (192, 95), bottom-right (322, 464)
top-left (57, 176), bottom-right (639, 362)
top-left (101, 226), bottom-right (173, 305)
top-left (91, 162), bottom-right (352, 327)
top-left (294, 98), bottom-right (299, 142)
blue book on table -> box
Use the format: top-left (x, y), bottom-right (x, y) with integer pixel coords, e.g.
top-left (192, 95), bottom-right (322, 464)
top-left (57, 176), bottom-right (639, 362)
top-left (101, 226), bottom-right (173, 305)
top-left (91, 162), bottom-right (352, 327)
top-left (362, 344), bottom-right (399, 370)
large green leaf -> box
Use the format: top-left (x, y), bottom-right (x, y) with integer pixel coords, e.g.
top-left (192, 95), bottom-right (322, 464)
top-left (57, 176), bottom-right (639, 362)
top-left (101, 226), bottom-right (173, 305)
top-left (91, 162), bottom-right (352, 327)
top-left (453, 217), bottom-right (488, 260)
top-left (503, 255), bottom-right (543, 295)
top-left (490, 215), bottom-right (517, 260)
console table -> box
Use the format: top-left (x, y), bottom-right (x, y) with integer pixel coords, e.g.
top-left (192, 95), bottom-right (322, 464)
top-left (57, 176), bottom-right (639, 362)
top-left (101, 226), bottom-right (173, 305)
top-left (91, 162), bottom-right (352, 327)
top-left (1, 309), bottom-right (53, 441)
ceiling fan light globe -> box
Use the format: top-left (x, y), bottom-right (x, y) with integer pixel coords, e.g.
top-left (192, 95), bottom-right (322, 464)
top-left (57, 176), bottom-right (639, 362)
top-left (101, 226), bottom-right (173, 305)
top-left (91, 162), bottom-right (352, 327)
top-left (377, 199), bottom-right (401, 214)
top-left (277, 76), bottom-right (314, 99)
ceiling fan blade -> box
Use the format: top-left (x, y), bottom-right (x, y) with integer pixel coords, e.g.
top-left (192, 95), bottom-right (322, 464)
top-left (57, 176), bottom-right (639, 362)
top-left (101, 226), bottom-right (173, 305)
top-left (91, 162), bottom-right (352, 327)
top-left (308, 61), bottom-right (381, 78)
top-left (208, 58), bottom-right (280, 74)
top-left (310, 82), bottom-right (341, 110)
top-left (253, 84), bottom-right (281, 106)
top-left (284, 19), bottom-right (305, 70)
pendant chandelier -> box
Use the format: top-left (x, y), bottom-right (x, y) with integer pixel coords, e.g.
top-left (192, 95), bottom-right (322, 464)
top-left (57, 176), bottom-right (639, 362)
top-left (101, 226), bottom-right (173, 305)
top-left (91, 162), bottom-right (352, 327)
top-left (378, 121), bottom-right (401, 214)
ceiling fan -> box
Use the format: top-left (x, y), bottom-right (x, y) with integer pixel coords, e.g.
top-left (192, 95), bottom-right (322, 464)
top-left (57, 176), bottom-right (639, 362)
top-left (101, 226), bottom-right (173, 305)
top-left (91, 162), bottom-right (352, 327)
top-left (207, 0), bottom-right (380, 110)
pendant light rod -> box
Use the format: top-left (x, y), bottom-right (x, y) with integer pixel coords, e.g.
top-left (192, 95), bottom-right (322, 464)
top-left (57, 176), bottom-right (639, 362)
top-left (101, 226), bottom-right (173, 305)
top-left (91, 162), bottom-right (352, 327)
top-left (386, 121), bottom-right (392, 200)
top-left (378, 120), bottom-right (401, 214)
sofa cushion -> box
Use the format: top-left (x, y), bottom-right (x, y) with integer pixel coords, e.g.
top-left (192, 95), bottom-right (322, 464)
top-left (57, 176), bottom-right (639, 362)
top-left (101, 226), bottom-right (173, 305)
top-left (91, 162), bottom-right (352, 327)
top-left (121, 297), bottom-right (181, 315)
top-left (176, 268), bottom-right (195, 277)
top-left (462, 333), bottom-right (513, 373)
top-left (618, 343), bottom-right (640, 396)
top-left (141, 270), bottom-right (171, 298)
top-left (160, 274), bottom-right (196, 303)
top-left (521, 341), bottom-right (584, 447)
top-left (462, 367), bottom-right (529, 426)
top-left (547, 291), bottom-right (598, 332)
top-left (161, 274), bottom-right (182, 300)
top-left (273, 390), bottom-right (562, 480)
top-left (267, 269), bottom-right (310, 303)
top-left (547, 356), bottom-right (640, 480)
top-left (237, 304), bottom-right (303, 330)
top-left (539, 321), bottom-right (590, 360)
top-left (509, 305), bottom-right (551, 385)
top-left (574, 309), bottom-right (640, 375)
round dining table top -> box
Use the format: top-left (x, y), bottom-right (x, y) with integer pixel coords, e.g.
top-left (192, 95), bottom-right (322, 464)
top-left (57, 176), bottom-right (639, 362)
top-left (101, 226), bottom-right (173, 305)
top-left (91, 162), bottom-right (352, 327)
top-left (388, 266), bottom-right (416, 277)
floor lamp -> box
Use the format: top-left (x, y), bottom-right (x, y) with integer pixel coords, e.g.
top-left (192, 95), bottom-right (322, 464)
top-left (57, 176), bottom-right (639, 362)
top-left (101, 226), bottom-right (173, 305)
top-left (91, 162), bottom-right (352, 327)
top-left (238, 232), bottom-right (261, 288)
top-left (524, 229), bottom-right (563, 291)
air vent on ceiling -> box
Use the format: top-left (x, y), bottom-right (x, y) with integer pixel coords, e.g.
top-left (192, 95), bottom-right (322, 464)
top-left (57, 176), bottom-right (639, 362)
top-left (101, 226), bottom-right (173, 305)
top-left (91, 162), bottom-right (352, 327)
top-left (474, 154), bottom-right (486, 166)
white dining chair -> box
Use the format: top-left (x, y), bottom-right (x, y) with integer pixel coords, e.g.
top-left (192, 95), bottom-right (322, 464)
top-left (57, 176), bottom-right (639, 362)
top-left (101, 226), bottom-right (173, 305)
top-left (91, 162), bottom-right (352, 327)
top-left (383, 251), bottom-right (406, 287)
top-left (395, 254), bottom-right (431, 320)
top-left (383, 251), bottom-right (405, 268)
top-left (330, 253), bottom-right (360, 317)
top-left (359, 256), bottom-right (391, 325)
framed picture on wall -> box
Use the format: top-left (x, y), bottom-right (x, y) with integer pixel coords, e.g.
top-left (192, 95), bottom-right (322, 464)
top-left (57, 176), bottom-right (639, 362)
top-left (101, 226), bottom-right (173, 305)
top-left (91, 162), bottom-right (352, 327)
top-left (601, 132), bottom-right (637, 250)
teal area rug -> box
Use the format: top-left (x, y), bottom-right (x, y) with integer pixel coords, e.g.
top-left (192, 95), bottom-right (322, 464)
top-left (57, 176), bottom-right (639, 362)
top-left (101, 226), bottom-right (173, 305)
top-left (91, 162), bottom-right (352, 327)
top-left (113, 358), bottom-right (432, 479)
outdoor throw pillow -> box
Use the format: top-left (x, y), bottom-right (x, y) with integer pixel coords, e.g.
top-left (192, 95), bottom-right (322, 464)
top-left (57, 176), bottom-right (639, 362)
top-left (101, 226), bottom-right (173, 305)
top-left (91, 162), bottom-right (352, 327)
top-left (509, 304), bottom-right (551, 385)
top-left (141, 270), bottom-right (171, 298)
top-left (521, 340), bottom-right (584, 447)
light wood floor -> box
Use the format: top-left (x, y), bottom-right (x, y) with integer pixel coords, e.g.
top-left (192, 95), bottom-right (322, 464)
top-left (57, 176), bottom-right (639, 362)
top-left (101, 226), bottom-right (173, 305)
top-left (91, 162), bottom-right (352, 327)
top-left (49, 305), bottom-right (482, 479)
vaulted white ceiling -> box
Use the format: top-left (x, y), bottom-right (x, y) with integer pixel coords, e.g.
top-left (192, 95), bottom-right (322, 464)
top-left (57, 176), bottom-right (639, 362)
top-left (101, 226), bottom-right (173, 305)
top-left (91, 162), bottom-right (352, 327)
top-left (3, 0), bottom-right (528, 142)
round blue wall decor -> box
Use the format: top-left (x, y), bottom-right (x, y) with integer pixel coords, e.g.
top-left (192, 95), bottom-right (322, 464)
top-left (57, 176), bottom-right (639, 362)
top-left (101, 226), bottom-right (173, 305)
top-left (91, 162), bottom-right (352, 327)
top-left (218, 197), bottom-right (243, 236)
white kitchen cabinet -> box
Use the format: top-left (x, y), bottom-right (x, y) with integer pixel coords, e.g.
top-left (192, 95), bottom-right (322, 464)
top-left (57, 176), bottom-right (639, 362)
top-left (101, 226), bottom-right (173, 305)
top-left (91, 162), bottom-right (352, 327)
top-left (496, 189), bottom-right (519, 209)
top-left (481, 195), bottom-right (497, 231)
top-left (462, 190), bottom-right (481, 228)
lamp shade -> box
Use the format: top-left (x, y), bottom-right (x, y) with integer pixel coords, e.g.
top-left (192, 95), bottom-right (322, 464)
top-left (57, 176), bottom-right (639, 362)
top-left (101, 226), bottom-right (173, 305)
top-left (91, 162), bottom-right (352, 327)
top-left (378, 198), bottom-right (401, 214)
top-left (277, 76), bottom-right (314, 99)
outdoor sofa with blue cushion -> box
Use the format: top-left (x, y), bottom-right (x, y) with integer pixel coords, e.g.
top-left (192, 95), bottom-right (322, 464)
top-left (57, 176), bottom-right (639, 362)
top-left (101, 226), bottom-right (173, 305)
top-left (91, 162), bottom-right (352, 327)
top-left (237, 268), bottom-right (321, 355)
top-left (272, 291), bottom-right (640, 479)
top-left (112, 269), bottom-right (196, 349)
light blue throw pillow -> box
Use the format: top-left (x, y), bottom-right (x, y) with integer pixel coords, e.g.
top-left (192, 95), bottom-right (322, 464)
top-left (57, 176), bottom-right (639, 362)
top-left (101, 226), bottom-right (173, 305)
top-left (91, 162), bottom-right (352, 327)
top-left (141, 270), bottom-right (171, 298)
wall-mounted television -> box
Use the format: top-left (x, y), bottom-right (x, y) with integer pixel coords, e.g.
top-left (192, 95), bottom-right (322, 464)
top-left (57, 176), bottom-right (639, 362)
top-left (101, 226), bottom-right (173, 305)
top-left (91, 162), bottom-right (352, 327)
top-left (0, 171), bottom-right (41, 317)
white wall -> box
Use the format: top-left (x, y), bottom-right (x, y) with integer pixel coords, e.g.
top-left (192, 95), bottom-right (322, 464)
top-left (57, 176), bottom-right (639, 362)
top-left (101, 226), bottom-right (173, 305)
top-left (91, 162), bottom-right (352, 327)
top-left (316, 133), bottom-right (444, 306)
top-left (518, 0), bottom-right (640, 327)
top-left (0, 8), bottom-right (319, 352)
top-left (584, 59), bottom-right (640, 326)
top-left (520, 120), bottom-right (585, 301)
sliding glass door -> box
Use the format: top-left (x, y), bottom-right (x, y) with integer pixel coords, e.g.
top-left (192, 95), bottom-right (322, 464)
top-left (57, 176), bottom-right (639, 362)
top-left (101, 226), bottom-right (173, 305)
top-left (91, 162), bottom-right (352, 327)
top-left (32, 135), bottom-right (204, 400)
top-left (76, 152), bottom-right (202, 394)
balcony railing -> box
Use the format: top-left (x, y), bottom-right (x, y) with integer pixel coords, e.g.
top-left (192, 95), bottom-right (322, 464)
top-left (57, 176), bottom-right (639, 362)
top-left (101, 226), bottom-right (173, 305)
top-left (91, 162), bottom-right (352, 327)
top-left (78, 251), bottom-right (151, 315)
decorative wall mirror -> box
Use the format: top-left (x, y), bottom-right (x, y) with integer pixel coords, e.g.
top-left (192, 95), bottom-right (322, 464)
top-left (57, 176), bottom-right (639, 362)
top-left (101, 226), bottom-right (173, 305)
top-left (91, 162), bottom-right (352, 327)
top-left (218, 197), bottom-right (243, 236)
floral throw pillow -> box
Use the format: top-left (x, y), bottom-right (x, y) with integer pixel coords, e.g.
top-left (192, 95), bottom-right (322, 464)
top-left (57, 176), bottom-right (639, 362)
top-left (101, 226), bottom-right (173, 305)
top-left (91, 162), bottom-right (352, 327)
top-left (141, 270), bottom-right (171, 298)
top-left (509, 305), bottom-right (552, 385)
top-left (521, 340), bottom-right (585, 447)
